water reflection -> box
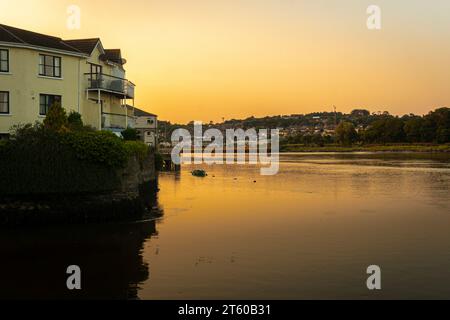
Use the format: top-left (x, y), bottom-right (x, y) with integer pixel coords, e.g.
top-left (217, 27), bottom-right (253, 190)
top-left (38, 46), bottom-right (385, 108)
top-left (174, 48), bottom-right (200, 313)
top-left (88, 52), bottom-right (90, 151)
top-left (139, 153), bottom-right (450, 300)
top-left (1, 153), bottom-right (450, 299)
top-left (0, 204), bottom-right (163, 300)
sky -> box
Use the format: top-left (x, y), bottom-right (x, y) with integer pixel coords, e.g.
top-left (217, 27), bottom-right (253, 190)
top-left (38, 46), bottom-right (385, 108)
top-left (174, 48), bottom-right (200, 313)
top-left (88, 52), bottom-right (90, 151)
top-left (2, 0), bottom-right (450, 123)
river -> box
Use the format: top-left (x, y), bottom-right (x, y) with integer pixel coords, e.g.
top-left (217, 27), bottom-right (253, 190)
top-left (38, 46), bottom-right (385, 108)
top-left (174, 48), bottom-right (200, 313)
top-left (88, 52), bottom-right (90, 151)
top-left (1, 153), bottom-right (450, 299)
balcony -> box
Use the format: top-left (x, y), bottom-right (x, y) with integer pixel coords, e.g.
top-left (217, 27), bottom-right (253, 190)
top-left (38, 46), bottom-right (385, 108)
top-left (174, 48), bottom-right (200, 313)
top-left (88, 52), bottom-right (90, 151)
top-left (85, 73), bottom-right (135, 99)
top-left (102, 112), bottom-right (136, 131)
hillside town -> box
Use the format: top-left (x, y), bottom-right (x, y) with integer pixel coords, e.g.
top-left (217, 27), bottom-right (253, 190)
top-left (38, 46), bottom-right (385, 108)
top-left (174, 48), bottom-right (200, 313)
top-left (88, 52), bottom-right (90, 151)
top-left (158, 108), bottom-right (450, 146)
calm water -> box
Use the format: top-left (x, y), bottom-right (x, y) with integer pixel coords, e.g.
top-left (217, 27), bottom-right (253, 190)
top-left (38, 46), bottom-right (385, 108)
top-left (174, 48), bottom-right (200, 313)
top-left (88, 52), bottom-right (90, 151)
top-left (1, 153), bottom-right (450, 299)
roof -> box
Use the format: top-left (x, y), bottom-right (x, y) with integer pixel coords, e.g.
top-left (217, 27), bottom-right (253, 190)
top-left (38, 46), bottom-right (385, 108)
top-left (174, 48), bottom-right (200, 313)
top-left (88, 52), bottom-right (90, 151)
top-left (0, 24), bottom-right (82, 54)
top-left (131, 106), bottom-right (158, 118)
top-left (63, 38), bottom-right (100, 55)
top-left (101, 49), bottom-right (126, 65)
top-left (0, 24), bottom-right (126, 62)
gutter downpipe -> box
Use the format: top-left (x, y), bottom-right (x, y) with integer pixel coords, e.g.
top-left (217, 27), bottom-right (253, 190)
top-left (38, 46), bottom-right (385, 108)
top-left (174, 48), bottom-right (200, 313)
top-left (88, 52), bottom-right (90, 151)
top-left (98, 89), bottom-right (102, 130)
top-left (124, 95), bottom-right (128, 129)
top-left (77, 58), bottom-right (81, 113)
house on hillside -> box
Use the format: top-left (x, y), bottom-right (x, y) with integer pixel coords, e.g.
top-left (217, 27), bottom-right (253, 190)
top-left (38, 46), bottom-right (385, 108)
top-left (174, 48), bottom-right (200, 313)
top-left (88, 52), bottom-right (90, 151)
top-left (0, 24), bottom-right (135, 138)
top-left (133, 107), bottom-right (158, 147)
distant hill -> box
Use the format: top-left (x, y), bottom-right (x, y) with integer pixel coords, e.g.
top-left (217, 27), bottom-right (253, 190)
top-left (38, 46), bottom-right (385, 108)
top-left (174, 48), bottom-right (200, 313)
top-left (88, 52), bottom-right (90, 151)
top-left (157, 108), bottom-right (450, 145)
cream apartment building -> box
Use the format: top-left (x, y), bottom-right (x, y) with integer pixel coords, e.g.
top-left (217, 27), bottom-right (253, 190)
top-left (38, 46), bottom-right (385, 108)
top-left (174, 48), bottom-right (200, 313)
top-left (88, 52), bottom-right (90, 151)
top-left (0, 24), bottom-right (135, 138)
top-left (133, 107), bottom-right (158, 147)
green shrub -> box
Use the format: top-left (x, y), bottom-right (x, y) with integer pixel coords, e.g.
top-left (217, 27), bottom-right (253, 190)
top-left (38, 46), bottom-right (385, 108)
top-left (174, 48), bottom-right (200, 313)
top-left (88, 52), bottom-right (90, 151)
top-left (0, 132), bottom-right (121, 195)
top-left (0, 119), bottom-right (156, 196)
top-left (154, 151), bottom-right (164, 171)
top-left (67, 111), bottom-right (84, 130)
top-left (124, 141), bottom-right (149, 163)
top-left (121, 128), bottom-right (139, 141)
top-left (8, 124), bottom-right (140, 169)
top-left (43, 102), bottom-right (68, 132)
top-left (9, 122), bottom-right (42, 140)
top-left (61, 131), bottom-right (130, 168)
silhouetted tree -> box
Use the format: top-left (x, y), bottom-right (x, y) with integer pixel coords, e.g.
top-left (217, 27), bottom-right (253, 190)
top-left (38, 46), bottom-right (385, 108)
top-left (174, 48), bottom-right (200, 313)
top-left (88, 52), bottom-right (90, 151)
top-left (430, 108), bottom-right (450, 143)
top-left (404, 117), bottom-right (424, 143)
top-left (336, 121), bottom-right (358, 146)
top-left (351, 109), bottom-right (370, 118)
top-left (363, 117), bottom-right (405, 144)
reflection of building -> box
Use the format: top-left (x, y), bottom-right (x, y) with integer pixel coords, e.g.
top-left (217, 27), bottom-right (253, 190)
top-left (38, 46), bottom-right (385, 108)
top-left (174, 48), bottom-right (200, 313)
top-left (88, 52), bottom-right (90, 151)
top-left (0, 24), bottom-right (135, 137)
top-left (133, 107), bottom-right (158, 147)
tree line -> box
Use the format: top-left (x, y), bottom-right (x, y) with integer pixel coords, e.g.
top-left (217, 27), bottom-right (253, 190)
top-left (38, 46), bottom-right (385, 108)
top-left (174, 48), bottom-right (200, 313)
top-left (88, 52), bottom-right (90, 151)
top-left (275, 107), bottom-right (450, 146)
top-left (159, 107), bottom-right (450, 146)
top-left (334, 107), bottom-right (450, 146)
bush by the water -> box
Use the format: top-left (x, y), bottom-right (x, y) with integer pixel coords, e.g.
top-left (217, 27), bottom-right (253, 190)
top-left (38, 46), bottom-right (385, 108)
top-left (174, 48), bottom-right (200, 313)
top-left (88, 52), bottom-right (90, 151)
top-left (6, 123), bottom-right (148, 169)
top-left (154, 151), bottom-right (164, 171)
top-left (61, 130), bottom-right (131, 168)
top-left (124, 140), bottom-right (150, 163)
top-left (0, 104), bottom-right (150, 196)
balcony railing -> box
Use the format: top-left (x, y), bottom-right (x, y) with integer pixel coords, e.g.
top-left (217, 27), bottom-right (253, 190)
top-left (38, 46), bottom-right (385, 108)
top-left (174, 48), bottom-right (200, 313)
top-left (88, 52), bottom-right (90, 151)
top-left (85, 73), bottom-right (135, 99)
top-left (102, 112), bottom-right (136, 130)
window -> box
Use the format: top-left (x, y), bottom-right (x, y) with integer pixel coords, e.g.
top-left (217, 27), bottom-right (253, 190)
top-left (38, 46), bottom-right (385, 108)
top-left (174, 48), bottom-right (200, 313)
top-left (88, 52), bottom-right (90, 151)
top-left (0, 50), bottom-right (9, 72)
top-left (89, 63), bottom-right (103, 82)
top-left (39, 54), bottom-right (61, 78)
top-left (0, 92), bottom-right (9, 114)
top-left (90, 63), bottom-right (102, 75)
top-left (39, 94), bottom-right (61, 115)
top-left (88, 63), bottom-right (103, 88)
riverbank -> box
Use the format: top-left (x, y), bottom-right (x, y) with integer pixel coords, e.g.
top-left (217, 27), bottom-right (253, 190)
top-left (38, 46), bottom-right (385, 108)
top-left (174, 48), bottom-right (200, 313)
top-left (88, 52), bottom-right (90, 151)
top-left (0, 170), bottom-right (159, 227)
top-left (280, 144), bottom-right (450, 153)
top-left (0, 123), bottom-right (158, 226)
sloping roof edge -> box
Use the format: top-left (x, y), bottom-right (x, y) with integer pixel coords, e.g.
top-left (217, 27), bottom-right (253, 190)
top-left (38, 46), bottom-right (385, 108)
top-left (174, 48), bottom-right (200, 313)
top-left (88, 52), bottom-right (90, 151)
top-left (128, 106), bottom-right (158, 117)
top-left (0, 41), bottom-right (89, 57)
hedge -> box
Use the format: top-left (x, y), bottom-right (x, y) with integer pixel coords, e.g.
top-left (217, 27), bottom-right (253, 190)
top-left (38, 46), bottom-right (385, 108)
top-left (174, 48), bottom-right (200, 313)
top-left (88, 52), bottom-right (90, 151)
top-left (0, 129), bottom-right (150, 196)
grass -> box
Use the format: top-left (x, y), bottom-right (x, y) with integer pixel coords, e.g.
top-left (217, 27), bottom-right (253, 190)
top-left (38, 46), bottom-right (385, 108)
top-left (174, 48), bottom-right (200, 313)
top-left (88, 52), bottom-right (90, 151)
top-left (280, 144), bottom-right (450, 153)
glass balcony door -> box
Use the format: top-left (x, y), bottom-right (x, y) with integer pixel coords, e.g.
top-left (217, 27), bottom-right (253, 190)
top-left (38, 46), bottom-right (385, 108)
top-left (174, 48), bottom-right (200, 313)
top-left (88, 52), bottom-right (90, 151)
top-left (89, 63), bottom-right (103, 88)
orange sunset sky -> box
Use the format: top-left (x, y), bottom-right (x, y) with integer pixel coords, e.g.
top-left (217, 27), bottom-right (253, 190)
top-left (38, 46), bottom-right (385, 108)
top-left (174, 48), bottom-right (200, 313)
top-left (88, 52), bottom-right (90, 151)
top-left (2, 0), bottom-right (450, 123)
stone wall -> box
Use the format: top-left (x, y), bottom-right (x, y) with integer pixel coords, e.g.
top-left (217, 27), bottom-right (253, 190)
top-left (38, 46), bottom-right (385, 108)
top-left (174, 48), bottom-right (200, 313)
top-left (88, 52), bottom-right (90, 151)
top-left (119, 152), bottom-right (156, 193)
top-left (0, 152), bottom-right (157, 226)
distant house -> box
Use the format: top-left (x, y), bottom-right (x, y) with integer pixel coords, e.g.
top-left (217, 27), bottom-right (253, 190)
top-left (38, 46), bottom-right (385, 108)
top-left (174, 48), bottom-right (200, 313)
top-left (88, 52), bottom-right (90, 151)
top-left (0, 24), bottom-right (135, 138)
top-left (133, 107), bottom-right (158, 147)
